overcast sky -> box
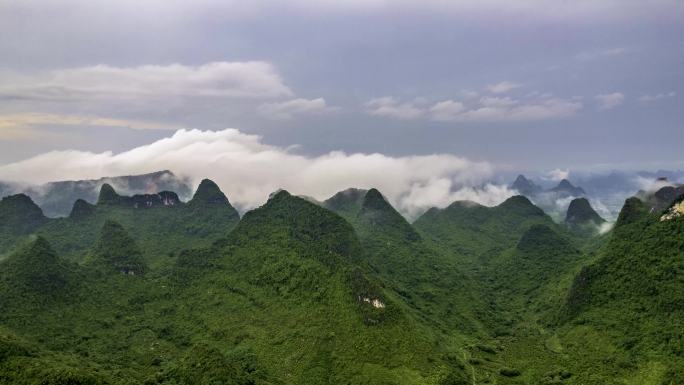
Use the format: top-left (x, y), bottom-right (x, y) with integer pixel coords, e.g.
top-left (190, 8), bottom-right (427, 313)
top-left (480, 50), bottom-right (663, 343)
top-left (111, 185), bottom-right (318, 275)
top-left (0, 0), bottom-right (683, 176)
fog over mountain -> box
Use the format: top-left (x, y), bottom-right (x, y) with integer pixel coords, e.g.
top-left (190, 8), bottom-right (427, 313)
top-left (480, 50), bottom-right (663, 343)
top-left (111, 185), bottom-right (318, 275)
top-left (0, 128), bottom-right (521, 218)
top-left (1, 1), bottom-right (683, 382)
top-left (0, 128), bottom-right (680, 221)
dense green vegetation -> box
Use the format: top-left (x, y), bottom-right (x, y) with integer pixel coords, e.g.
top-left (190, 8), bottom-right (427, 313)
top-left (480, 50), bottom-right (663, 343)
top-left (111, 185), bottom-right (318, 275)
top-left (0, 179), bottom-right (239, 269)
top-left (1, 179), bottom-right (683, 384)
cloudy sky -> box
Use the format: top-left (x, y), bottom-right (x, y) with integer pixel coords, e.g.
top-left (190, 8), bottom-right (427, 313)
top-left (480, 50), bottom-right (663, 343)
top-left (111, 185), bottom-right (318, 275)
top-left (0, 0), bottom-right (683, 181)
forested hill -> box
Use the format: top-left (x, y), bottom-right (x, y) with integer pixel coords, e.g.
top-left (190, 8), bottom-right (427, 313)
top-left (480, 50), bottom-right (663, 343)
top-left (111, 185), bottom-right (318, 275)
top-left (0, 180), bottom-right (683, 384)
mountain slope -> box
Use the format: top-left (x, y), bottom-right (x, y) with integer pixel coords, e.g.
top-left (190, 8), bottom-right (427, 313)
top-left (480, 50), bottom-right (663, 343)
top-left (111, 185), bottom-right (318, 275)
top-left (0, 194), bottom-right (49, 255)
top-left (511, 174), bottom-right (542, 196)
top-left (555, 197), bottom-right (684, 383)
top-left (90, 220), bottom-right (147, 275)
top-left (414, 195), bottom-right (553, 266)
top-left (1, 180), bottom-right (240, 269)
top-left (7, 170), bottom-right (193, 217)
top-left (0, 188), bottom-right (473, 385)
top-left (1, 180), bottom-right (682, 384)
top-left (565, 198), bottom-right (605, 227)
top-left (322, 188), bottom-right (368, 222)
top-left (549, 179), bottom-right (586, 197)
top-left (327, 188), bottom-right (491, 343)
top-left (0, 237), bottom-right (74, 305)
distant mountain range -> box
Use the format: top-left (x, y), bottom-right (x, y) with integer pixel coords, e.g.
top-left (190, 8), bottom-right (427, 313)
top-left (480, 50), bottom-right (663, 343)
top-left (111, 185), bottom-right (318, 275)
top-left (0, 170), bottom-right (192, 217)
top-left (509, 174), bottom-right (592, 221)
top-left (511, 174), bottom-right (586, 197)
top-left (1, 170), bottom-right (683, 383)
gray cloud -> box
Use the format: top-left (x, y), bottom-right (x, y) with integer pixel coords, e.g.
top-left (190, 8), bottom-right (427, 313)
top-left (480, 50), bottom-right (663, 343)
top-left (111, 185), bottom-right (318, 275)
top-left (639, 92), bottom-right (676, 102)
top-left (0, 0), bottom-right (682, 171)
top-left (429, 101), bottom-right (466, 122)
top-left (0, 62), bottom-right (292, 102)
top-left (486, 81), bottom-right (522, 94)
top-left (365, 97), bottom-right (425, 120)
top-left (595, 92), bottom-right (625, 110)
top-left (257, 98), bottom-right (337, 120)
top-left (368, 94), bottom-right (582, 123)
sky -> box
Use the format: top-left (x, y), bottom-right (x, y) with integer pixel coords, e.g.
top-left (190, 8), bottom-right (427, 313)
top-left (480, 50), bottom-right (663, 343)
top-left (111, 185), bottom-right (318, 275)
top-left (0, 0), bottom-right (683, 195)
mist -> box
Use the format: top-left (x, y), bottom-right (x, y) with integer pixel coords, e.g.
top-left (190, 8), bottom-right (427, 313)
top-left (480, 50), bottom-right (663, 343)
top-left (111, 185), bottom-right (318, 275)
top-left (0, 128), bottom-right (516, 217)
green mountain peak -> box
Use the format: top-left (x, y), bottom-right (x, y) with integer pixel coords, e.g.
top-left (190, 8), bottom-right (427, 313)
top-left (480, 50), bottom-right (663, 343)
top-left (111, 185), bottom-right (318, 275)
top-left (360, 188), bottom-right (389, 211)
top-left (69, 198), bottom-right (95, 220)
top-left (615, 197), bottom-right (648, 227)
top-left (232, 190), bottom-right (361, 266)
top-left (323, 188), bottom-right (367, 218)
top-left (357, 188), bottom-right (420, 242)
top-left (92, 220), bottom-right (147, 275)
top-left (0, 236), bottom-right (70, 297)
top-left (97, 183), bottom-right (121, 205)
top-left (0, 194), bottom-right (47, 234)
top-left (565, 197), bottom-right (605, 226)
top-left (498, 195), bottom-right (546, 217)
top-left (189, 179), bottom-right (231, 206)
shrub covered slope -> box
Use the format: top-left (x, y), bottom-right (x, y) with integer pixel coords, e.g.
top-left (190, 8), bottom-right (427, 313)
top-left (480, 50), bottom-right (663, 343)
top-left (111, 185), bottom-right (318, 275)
top-left (0, 181), bottom-right (682, 384)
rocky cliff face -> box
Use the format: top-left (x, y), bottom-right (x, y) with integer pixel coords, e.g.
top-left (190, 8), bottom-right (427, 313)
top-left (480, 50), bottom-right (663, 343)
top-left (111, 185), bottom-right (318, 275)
top-left (97, 184), bottom-right (182, 209)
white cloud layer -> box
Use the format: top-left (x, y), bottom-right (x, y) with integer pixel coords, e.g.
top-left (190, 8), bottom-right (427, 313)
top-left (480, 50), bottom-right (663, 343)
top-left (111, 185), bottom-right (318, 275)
top-left (486, 81), bottom-right (522, 94)
top-left (371, 94), bottom-right (582, 123)
top-left (429, 100), bottom-right (466, 122)
top-left (639, 91), bottom-right (676, 102)
top-left (0, 62), bottom-right (292, 103)
top-left (257, 98), bottom-right (336, 119)
top-left (365, 97), bottom-right (424, 120)
top-left (1, 112), bottom-right (175, 131)
top-left (0, 128), bottom-right (515, 217)
top-left (595, 92), bottom-right (625, 110)
top-left (546, 168), bottom-right (569, 181)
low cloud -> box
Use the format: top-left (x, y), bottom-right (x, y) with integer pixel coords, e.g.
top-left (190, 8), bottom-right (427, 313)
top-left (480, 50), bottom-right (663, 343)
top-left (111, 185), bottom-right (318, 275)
top-left (401, 181), bottom-right (516, 218)
top-left (634, 175), bottom-right (673, 193)
top-left (257, 98), bottom-right (337, 119)
top-left (0, 62), bottom-right (292, 103)
top-left (0, 125), bottom-right (44, 141)
top-left (486, 81), bottom-right (522, 94)
top-left (597, 222), bottom-right (614, 235)
top-left (429, 100), bottom-right (466, 122)
top-left (429, 96), bottom-right (582, 122)
top-left (546, 168), bottom-right (569, 181)
top-left (639, 91), bottom-right (676, 102)
top-left (365, 97), bottom-right (424, 120)
top-left (595, 92), bottom-right (625, 110)
top-left (0, 112), bottom-right (176, 141)
top-left (0, 128), bottom-right (514, 216)
top-left (0, 112), bottom-right (176, 133)
top-left (368, 94), bottom-right (582, 123)
top-left (575, 47), bottom-right (627, 62)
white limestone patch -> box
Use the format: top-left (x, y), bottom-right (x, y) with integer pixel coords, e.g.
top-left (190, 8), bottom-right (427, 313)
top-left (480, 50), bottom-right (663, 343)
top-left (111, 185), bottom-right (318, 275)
top-left (361, 297), bottom-right (385, 308)
top-left (661, 201), bottom-right (684, 221)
